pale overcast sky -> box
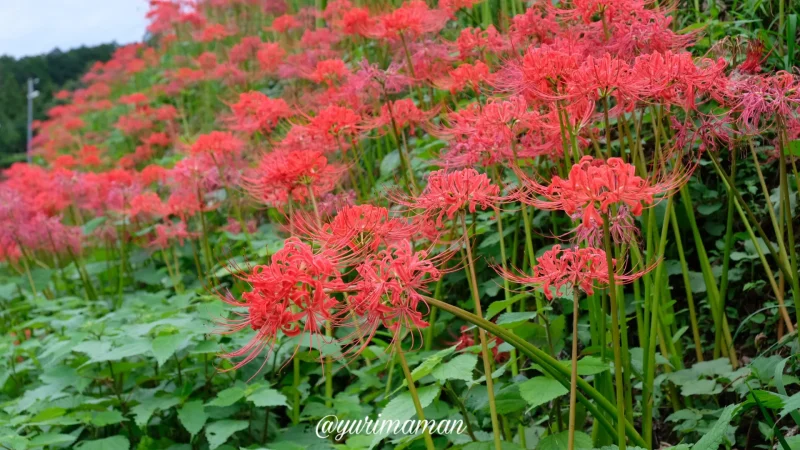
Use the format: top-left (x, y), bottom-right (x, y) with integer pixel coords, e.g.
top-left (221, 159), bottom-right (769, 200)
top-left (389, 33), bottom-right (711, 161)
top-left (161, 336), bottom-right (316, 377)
top-left (0, 0), bottom-right (149, 58)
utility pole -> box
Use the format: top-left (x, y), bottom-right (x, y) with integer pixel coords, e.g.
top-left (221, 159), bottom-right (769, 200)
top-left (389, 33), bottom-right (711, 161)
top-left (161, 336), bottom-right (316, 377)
top-left (26, 78), bottom-right (39, 163)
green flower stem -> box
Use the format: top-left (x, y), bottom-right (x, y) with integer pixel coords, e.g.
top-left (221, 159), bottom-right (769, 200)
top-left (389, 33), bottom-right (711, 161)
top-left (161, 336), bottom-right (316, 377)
top-left (641, 196), bottom-right (673, 448)
top-left (460, 213), bottom-right (503, 450)
top-left (719, 149), bottom-right (737, 302)
top-left (679, 185), bottom-right (737, 366)
top-left (668, 208), bottom-right (705, 361)
top-left (394, 336), bottom-right (436, 450)
top-left (423, 296), bottom-right (646, 447)
top-left (707, 150), bottom-right (794, 285)
top-left (601, 214), bottom-right (627, 450)
top-left (567, 289), bottom-right (581, 450)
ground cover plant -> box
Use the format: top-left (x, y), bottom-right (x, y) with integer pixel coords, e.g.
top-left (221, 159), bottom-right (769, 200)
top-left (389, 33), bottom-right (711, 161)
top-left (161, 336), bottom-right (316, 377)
top-left (1, 0), bottom-right (799, 449)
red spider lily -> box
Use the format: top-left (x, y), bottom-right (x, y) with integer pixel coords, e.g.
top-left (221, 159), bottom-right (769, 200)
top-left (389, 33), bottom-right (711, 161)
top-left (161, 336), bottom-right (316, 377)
top-left (449, 325), bottom-right (508, 363)
top-left (189, 131), bottom-right (245, 158)
top-left (222, 217), bottom-right (257, 235)
top-left (369, 0), bottom-right (448, 41)
top-left (119, 92), bottom-right (150, 106)
top-left (298, 204), bottom-right (417, 257)
top-left (730, 71), bottom-right (800, 132)
top-left (501, 43), bottom-right (591, 104)
top-left (128, 191), bottom-right (169, 220)
top-left (270, 14), bottom-right (301, 33)
top-left (300, 29), bottom-right (341, 50)
top-left (514, 156), bottom-right (687, 241)
top-left (454, 26), bottom-right (509, 61)
top-left (437, 96), bottom-right (539, 168)
top-left (242, 150), bottom-right (343, 208)
top-left (150, 220), bottom-right (197, 249)
top-left (218, 237), bottom-right (344, 371)
top-left (339, 240), bottom-right (445, 355)
top-left (193, 23), bottom-right (235, 42)
top-left (361, 99), bottom-right (437, 133)
top-left (566, 53), bottom-right (644, 104)
top-left (392, 168), bottom-right (502, 227)
top-left (307, 58), bottom-right (349, 86)
top-left (631, 51), bottom-right (727, 109)
top-left (256, 43), bottom-right (286, 73)
top-left (307, 105), bottom-right (361, 140)
top-left (229, 36), bottom-right (263, 65)
top-left (339, 7), bottom-right (372, 37)
top-left (436, 61), bottom-right (493, 94)
top-left (226, 92), bottom-right (292, 135)
top-left (738, 40), bottom-right (767, 75)
top-left (496, 245), bottom-right (646, 300)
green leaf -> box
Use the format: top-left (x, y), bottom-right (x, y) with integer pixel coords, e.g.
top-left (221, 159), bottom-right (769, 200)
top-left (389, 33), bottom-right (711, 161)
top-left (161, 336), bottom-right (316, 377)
top-left (692, 404), bottom-right (740, 450)
top-left (485, 293), bottom-right (529, 320)
top-left (28, 433), bottom-right (77, 447)
top-left (205, 420), bottom-right (249, 450)
top-left (496, 311), bottom-right (538, 327)
top-left (409, 346), bottom-right (456, 383)
top-left (206, 386), bottom-right (246, 407)
top-left (247, 386), bottom-right (288, 408)
top-left (76, 436), bottom-right (130, 450)
top-left (0, 434), bottom-right (28, 450)
top-left (432, 354), bottom-right (478, 383)
top-left (697, 203), bottom-right (722, 215)
top-left (131, 396), bottom-right (180, 427)
top-left (519, 377), bottom-right (568, 410)
top-left (380, 150), bottom-right (401, 178)
top-left (780, 392), bottom-right (800, 419)
top-left (90, 340), bottom-right (151, 363)
top-left (150, 334), bottom-right (185, 366)
top-left (178, 400), bottom-right (207, 438)
top-left (369, 385), bottom-right (440, 448)
top-left (681, 379), bottom-right (720, 397)
top-left (88, 410), bottom-right (125, 426)
top-left (537, 430), bottom-right (592, 449)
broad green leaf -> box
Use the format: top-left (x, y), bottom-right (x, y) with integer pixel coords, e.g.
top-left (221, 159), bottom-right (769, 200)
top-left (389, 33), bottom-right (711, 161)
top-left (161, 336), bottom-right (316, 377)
top-left (28, 433), bottom-right (77, 447)
top-left (380, 151), bottom-right (401, 177)
top-left (519, 377), bottom-right (568, 410)
top-left (409, 346), bottom-right (456, 383)
top-left (680, 379), bottom-right (720, 396)
top-left (178, 400), bottom-right (207, 438)
top-left (76, 436), bottom-right (130, 450)
top-left (537, 430), bottom-right (591, 449)
top-left (369, 385), bottom-right (440, 448)
top-left (432, 354), bottom-right (477, 383)
top-left (150, 334), bottom-right (185, 366)
top-left (496, 311), bottom-right (538, 327)
top-left (780, 392), bottom-right (800, 419)
top-left (485, 293), bottom-right (529, 320)
top-left (89, 410), bottom-right (125, 426)
top-left (0, 434), bottom-right (28, 450)
top-left (247, 386), bottom-right (288, 408)
top-left (205, 420), bottom-right (249, 450)
top-left (131, 396), bottom-right (180, 427)
top-left (553, 356), bottom-right (610, 375)
top-left (691, 359), bottom-right (733, 377)
top-left (89, 340), bottom-right (151, 363)
top-left (692, 404), bottom-right (740, 450)
top-left (206, 386), bottom-right (246, 407)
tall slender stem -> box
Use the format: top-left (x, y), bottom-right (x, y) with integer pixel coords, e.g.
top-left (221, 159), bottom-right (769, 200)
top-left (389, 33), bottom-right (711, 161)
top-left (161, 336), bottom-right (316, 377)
top-left (460, 213), bottom-right (503, 450)
top-left (394, 335), bottom-right (436, 450)
top-left (601, 214), bottom-right (626, 450)
top-left (567, 290), bottom-right (581, 450)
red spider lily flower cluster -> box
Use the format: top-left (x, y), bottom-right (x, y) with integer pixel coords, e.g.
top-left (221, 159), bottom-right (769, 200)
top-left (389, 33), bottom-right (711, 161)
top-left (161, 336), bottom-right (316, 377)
top-left (515, 156), bottom-right (688, 244)
top-left (4, 0), bottom-right (799, 378)
top-left (393, 168), bottom-right (502, 227)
